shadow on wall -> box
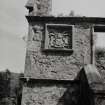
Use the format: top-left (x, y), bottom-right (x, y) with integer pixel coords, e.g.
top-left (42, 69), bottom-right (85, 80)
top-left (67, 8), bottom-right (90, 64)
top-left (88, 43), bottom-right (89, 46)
top-left (57, 83), bottom-right (80, 105)
top-left (58, 64), bottom-right (104, 105)
top-left (24, 65), bottom-right (105, 105)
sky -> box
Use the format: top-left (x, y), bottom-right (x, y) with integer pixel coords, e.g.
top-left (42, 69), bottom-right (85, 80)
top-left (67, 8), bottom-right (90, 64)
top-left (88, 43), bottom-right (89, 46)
top-left (0, 0), bottom-right (105, 73)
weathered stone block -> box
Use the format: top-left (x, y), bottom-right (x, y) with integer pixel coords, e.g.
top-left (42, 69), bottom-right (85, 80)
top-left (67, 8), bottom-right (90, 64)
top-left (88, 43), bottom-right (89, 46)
top-left (26, 0), bottom-right (52, 16)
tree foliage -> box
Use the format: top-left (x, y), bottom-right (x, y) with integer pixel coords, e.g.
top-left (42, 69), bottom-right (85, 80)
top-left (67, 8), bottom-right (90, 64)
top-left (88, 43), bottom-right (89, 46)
top-left (0, 70), bottom-right (24, 105)
top-left (0, 69), bottom-right (11, 99)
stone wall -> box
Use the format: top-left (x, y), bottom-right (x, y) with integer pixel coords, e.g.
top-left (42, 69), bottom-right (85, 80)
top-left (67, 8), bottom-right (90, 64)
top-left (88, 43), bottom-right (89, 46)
top-left (22, 84), bottom-right (66, 105)
top-left (22, 17), bottom-right (92, 104)
top-left (21, 82), bottom-right (80, 105)
top-left (23, 1), bottom-right (105, 105)
top-left (24, 23), bottom-right (91, 80)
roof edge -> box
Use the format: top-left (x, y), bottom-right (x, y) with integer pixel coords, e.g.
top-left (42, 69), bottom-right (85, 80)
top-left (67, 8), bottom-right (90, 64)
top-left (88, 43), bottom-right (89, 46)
top-left (26, 16), bottom-right (105, 25)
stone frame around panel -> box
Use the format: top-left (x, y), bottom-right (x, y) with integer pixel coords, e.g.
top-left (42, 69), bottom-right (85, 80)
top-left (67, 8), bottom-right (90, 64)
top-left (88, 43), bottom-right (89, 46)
top-left (44, 24), bottom-right (73, 51)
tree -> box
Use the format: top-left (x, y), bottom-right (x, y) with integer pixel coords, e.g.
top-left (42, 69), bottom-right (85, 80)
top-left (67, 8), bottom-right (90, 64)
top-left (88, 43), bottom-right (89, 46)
top-left (0, 69), bottom-right (11, 104)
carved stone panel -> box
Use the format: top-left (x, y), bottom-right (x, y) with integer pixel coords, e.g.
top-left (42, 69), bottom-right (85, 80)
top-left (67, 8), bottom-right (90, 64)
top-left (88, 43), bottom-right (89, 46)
top-left (44, 24), bottom-right (73, 51)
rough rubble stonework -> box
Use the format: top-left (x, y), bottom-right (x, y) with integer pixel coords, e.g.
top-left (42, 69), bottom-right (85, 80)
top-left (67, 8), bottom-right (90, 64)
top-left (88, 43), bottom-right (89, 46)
top-left (26, 0), bottom-right (52, 16)
top-left (24, 24), bottom-right (91, 80)
top-left (95, 51), bottom-right (105, 82)
top-left (21, 0), bottom-right (105, 105)
top-left (22, 84), bottom-right (67, 105)
top-left (21, 82), bottom-right (81, 105)
top-left (21, 23), bottom-right (91, 105)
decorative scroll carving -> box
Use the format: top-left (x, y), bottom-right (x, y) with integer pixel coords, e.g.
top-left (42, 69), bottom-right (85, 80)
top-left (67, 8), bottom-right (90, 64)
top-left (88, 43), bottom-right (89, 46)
top-left (45, 24), bottom-right (73, 51)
